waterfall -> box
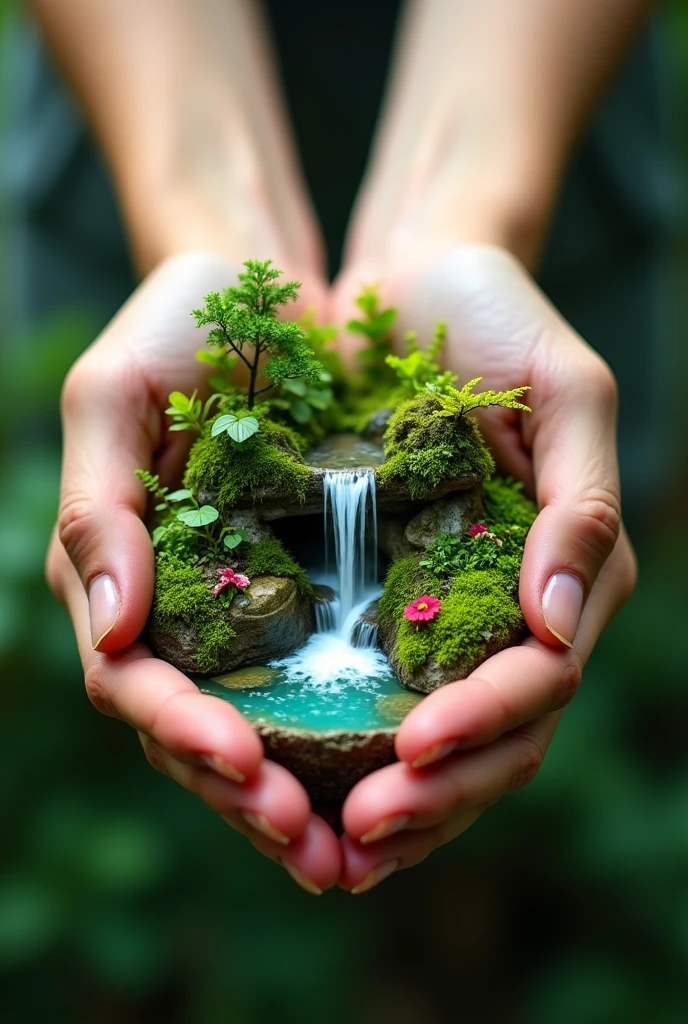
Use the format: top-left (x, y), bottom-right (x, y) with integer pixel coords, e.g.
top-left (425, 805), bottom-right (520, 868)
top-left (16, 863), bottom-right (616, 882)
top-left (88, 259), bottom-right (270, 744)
top-left (319, 469), bottom-right (379, 647)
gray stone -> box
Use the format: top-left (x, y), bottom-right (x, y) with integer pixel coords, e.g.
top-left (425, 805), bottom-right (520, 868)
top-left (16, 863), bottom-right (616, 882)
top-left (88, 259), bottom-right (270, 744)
top-left (150, 573), bottom-right (315, 674)
top-left (225, 509), bottom-right (273, 545)
top-left (377, 514), bottom-right (415, 561)
top-left (404, 490), bottom-right (484, 549)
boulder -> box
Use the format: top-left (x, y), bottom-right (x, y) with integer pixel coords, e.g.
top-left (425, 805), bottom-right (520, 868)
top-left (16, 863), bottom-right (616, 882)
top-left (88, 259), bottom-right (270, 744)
top-left (404, 490), bottom-right (484, 549)
top-left (150, 574), bottom-right (315, 674)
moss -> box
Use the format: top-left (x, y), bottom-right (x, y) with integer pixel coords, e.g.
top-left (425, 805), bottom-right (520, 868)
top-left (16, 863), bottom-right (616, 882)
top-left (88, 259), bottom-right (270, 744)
top-left (483, 477), bottom-right (537, 529)
top-left (379, 555), bottom-right (523, 673)
top-left (151, 553), bottom-right (234, 673)
top-left (377, 391), bottom-right (494, 498)
top-left (184, 416), bottom-right (310, 512)
top-left (244, 538), bottom-right (313, 596)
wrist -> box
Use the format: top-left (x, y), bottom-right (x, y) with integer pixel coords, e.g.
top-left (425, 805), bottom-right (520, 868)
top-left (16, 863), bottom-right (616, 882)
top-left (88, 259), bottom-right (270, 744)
top-left (347, 119), bottom-right (559, 275)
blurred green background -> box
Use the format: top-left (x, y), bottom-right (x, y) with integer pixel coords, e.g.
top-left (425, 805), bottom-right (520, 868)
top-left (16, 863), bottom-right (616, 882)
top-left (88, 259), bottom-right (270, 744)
top-left (1, 2), bottom-right (688, 1022)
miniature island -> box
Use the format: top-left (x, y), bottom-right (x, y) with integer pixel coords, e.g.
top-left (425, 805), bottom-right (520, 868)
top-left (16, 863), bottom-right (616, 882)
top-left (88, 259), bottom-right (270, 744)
top-left (137, 260), bottom-right (536, 803)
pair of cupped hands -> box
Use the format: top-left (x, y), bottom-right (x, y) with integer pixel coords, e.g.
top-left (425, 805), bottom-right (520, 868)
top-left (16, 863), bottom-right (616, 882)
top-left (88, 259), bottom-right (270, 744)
top-left (46, 241), bottom-right (636, 897)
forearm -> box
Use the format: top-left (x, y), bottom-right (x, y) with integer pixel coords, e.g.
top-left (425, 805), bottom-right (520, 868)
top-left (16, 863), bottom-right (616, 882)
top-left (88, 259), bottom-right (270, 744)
top-left (31, 0), bottom-right (320, 275)
top-left (348, 0), bottom-right (654, 270)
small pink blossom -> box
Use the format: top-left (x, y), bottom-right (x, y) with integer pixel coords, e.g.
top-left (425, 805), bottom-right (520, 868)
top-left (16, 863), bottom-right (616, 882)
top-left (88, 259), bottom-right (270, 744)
top-left (404, 595), bottom-right (441, 624)
top-left (468, 523), bottom-right (488, 537)
top-left (213, 567), bottom-right (251, 597)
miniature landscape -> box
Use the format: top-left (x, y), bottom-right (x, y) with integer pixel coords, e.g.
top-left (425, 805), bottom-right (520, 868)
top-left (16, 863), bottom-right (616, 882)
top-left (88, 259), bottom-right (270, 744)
top-left (137, 260), bottom-right (536, 802)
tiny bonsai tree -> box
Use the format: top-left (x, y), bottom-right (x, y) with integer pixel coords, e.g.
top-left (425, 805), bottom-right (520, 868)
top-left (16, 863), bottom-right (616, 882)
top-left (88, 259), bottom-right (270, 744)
top-left (192, 259), bottom-right (324, 412)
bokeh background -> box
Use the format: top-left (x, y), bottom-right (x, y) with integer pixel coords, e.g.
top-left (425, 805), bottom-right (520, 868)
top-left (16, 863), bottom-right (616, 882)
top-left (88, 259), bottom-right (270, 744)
top-left (1, 2), bottom-right (687, 1022)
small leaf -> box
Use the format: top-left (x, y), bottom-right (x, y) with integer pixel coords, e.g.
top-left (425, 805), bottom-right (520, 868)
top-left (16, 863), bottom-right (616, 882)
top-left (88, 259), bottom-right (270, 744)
top-left (290, 400), bottom-right (313, 424)
top-left (227, 416), bottom-right (259, 443)
top-left (211, 414), bottom-right (238, 437)
top-left (281, 378), bottom-right (307, 397)
top-left (152, 526), bottom-right (168, 547)
top-left (167, 489), bottom-right (192, 502)
top-left (223, 533), bottom-right (243, 550)
top-left (154, 503), bottom-right (167, 512)
top-left (168, 423), bottom-right (194, 432)
top-left (168, 391), bottom-right (191, 411)
top-left (177, 506), bottom-right (219, 528)
top-left (305, 388), bottom-right (332, 410)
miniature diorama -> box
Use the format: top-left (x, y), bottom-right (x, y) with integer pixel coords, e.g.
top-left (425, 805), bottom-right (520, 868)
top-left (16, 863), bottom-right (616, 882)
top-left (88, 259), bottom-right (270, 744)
top-left (137, 260), bottom-right (536, 805)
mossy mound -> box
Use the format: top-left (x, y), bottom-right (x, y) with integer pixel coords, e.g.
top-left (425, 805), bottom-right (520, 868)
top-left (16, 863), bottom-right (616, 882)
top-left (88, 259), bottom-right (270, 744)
top-left (184, 416), bottom-right (310, 513)
top-left (378, 478), bottom-right (537, 692)
top-left (377, 391), bottom-right (495, 499)
top-left (150, 554), bottom-right (236, 674)
top-left (148, 538), bottom-right (315, 675)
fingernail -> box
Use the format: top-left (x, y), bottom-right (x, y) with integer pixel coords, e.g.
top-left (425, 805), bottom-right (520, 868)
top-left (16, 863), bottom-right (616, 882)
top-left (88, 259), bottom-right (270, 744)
top-left (542, 572), bottom-right (584, 647)
top-left (202, 754), bottom-right (245, 783)
top-left (222, 813), bottom-right (249, 836)
top-left (360, 814), bottom-right (410, 844)
top-left (411, 740), bottom-right (457, 770)
top-left (351, 859), bottom-right (400, 895)
top-left (279, 859), bottom-right (323, 896)
top-left (89, 573), bottom-right (120, 649)
top-left (241, 811), bottom-right (290, 845)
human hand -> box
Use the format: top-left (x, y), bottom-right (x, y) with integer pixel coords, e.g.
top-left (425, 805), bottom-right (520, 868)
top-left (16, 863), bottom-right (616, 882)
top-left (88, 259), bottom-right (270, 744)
top-left (330, 246), bottom-right (636, 892)
top-left (46, 252), bottom-right (341, 894)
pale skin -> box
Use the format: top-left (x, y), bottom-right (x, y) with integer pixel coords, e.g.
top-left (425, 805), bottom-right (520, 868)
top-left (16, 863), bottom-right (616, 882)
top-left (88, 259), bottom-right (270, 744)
top-left (36, 0), bottom-right (645, 894)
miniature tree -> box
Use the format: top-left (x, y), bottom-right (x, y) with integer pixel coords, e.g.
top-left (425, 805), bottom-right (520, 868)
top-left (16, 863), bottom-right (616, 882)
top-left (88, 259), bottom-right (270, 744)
top-left (193, 259), bottom-right (324, 412)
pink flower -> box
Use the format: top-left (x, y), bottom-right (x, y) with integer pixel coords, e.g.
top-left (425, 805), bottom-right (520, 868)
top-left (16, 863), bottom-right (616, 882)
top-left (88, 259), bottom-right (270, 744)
top-left (213, 567), bottom-right (251, 597)
top-left (468, 523), bottom-right (488, 537)
top-left (404, 595), bottom-right (441, 624)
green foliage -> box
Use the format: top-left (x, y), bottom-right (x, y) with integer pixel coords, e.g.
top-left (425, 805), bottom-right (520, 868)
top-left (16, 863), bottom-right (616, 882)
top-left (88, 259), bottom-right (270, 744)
top-left (184, 416), bottom-right (310, 512)
top-left (431, 377), bottom-right (531, 417)
top-left (135, 471), bottom-right (246, 559)
top-left (192, 259), bottom-right (325, 409)
top-left (195, 346), bottom-right (237, 393)
top-left (483, 476), bottom-right (538, 529)
top-left (379, 556), bottom-right (523, 672)
top-left (151, 553), bottom-right (234, 673)
top-left (378, 390), bottom-right (494, 497)
top-left (270, 376), bottom-right (334, 427)
top-left (165, 390), bottom-right (222, 434)
top-left (211, 412), bottom-right (260, 443)
top-left (385, 321), bottom-right (456, 395)
top-left (244, 538), bottom-right (313, 596)
top-left (347, 284), bottom-right (398, 386)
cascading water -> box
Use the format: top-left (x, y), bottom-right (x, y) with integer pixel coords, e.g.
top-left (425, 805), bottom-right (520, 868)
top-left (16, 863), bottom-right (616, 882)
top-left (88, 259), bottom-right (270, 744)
top-left (270, 467), bottom-right (389, 687)
top-left (322, 469), bottom-right (379, 646)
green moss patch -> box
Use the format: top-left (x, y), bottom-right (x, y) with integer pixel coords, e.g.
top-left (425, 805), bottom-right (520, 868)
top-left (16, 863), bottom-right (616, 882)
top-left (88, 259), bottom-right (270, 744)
top-left (377, 391), bottom-right (494, 498)
top-left (483, 477), bottom-right (537, 529)
top-left (184, 417), bottom-right (310, 512)
top-left (380, 555), bottom-right (523, 673)
top-left (244, 538), bottom-right (313, 596)
top-left (151, 554), bottom-right (234, 673)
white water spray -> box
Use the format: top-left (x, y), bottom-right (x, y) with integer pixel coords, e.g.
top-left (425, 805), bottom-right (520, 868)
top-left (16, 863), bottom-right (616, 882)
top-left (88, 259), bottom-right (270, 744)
top-left (271, 468), bottom-right (387, 685)
top-left (321, 470), bottom-right (379, 646)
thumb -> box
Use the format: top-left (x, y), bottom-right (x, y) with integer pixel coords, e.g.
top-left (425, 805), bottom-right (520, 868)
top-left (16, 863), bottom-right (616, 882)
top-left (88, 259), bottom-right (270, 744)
top-left (519, 355), bottom-right (622, 649)
top-left (56, 356), bottom-right (158, 653)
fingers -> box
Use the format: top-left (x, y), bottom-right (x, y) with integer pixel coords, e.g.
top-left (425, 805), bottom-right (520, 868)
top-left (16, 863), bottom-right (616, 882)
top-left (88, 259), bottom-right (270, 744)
top-left (396, 529), bottom-right (635, 770)
top-left (519, 340), bottom-right (625, 650)
top-left (143, 742), bottom-right (339, 892)
top-left (339, 808), bottom-right (485, 893)
top-left (343, 713), bottom-right (559, 845)
top-left (49, 537), bottom-right (264, 781)
top-left (394, 641), bottom-right (580, 768)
